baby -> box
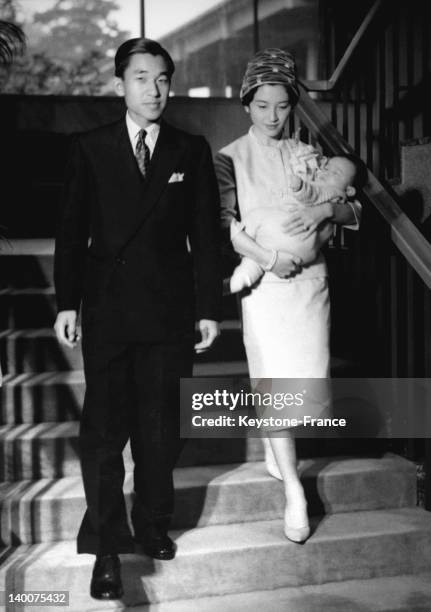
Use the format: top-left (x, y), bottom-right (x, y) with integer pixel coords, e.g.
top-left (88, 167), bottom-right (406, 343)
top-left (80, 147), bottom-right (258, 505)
top-left (229, 155), bottom-right (361, 293)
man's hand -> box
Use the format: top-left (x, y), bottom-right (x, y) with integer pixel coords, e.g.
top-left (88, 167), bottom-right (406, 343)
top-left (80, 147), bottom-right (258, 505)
top-left (194, 319), bottom-right (220, 353)
top-left (54, 310), bottom-right (80, 348)
top-left (271, 251), bottom-right (302, 278)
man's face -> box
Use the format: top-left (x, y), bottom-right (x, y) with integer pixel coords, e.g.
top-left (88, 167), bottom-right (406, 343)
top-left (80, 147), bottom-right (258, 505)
top-left (115, 53), bottom-right (170, 127)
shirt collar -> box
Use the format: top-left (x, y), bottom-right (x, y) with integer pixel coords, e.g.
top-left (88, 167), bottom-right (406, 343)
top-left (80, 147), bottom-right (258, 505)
top-left (126, 112), bottom-right (161, 151)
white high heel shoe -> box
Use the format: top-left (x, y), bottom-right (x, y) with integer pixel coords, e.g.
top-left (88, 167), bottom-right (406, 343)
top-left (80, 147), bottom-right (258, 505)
top-left (284, 487), bottom-right (310, 544)
top-left (284, 519), bottom-right (310, 544)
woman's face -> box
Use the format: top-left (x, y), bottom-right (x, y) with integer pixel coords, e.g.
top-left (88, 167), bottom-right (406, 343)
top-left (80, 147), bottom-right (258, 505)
top-left (246, 84), bottom-right (292, 140)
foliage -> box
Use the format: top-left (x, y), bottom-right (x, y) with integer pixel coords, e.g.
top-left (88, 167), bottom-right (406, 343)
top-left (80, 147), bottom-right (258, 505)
top-left (0, 50), bottom-right (114, 95)
top-left (0, 0), bottom-right (18, 22)
top-left (0, 0), bottom-right (129, 95)
top-left (33, 0), bottom-right (129, 62)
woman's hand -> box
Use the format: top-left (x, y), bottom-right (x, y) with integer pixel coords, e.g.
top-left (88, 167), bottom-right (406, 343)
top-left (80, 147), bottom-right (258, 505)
top-left (281, 203), bottom-right (333, 238)
top-left (271, 251), bottom-right (302, 278)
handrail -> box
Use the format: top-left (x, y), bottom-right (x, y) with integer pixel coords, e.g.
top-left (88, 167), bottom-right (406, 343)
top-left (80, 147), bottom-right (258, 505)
top-left (297, 87), bottom-right (431, 289)
top-left (301, 0), bottom-right (384, 92)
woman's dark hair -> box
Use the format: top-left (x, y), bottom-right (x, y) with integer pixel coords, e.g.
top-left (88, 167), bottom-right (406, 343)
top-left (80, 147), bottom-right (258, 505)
top-left (241, 84), bottom-right (299, 108)
top-left (115, 38), bottom-right (175, 79)
top-left (340, 154), bottom-right (369, 189)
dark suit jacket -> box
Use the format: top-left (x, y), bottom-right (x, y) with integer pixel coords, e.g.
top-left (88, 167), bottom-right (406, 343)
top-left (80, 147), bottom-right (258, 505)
top-left (54, 118), bottom-right (222, 343)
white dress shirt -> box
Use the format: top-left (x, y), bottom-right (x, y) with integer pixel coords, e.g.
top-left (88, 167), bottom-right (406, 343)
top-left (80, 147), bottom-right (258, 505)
top-left (126, 111), bottom-right (160, 158)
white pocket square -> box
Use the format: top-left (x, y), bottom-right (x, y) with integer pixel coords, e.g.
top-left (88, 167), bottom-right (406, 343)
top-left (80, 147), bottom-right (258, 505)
top-left (168, 172), bottom-right (184, 183)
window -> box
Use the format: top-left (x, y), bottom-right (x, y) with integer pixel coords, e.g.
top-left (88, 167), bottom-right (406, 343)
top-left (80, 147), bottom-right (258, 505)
top-left (146, 0), bottom-right (254, 97)
top-left (0, 0), bottom-right (323, 97)
top-left (0, 0), bottom-right (140, 94)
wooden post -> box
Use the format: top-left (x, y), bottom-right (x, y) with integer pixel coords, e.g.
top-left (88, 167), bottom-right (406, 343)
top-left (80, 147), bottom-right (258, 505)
top-left (140, 0), bottom-right (145, 37)
top-left (253, 0), bottom-right (259, 52)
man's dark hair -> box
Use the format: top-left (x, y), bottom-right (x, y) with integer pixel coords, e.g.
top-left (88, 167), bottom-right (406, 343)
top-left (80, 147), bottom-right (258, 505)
top-left (115, 37), bottom-right (175, 79)
top-left (339, 154), bottom-right (369, 189)
top-left (241, 84), bottom-right (300, 108)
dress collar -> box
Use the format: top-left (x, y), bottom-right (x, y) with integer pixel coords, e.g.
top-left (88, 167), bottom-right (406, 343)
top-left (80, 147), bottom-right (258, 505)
top-left (249, 125), bottom-right (287, 148)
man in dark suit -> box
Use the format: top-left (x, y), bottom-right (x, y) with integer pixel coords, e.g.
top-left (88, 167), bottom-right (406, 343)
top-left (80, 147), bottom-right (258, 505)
top-left (54, 38), bottom-right (221, 600)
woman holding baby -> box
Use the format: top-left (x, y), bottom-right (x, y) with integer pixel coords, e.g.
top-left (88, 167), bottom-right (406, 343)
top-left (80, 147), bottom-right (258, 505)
top-left (215, 48), bottom-right (362, 543)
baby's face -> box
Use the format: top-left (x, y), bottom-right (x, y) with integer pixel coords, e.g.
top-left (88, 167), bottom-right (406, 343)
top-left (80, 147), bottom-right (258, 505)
top-left (315, 157), bottom-right (356, 191)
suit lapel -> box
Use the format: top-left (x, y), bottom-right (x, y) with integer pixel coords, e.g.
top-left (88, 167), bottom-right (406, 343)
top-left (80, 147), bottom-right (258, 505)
top-left (114, 119), bottom-right (146, 222)
top-left (116, 120), bottom-right (185, 253)
top-left (139, 120), bottom-right (184, 220)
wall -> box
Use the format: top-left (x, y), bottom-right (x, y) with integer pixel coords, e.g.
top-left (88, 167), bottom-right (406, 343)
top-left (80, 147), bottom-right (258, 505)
top-left (0, 82), bottom-right (427, 238)
top-left (0, 95), bottom-right (250, 237)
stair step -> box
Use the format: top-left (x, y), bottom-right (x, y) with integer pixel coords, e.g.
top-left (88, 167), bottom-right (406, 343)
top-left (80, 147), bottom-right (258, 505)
top-left (117, 574), bottom-right (431, 612)
top-left (2, 400), bottom-right (404, 480)
top-left (0, 239), bottom-right (54, 256)
top-left (0, 239), bottom-right (239, 317)
top-left (0, 328), bottom-right (84, 374)
top-left (1, 355), bottom-right (360, 425)
top-left (0, 457), bottom-right (416, 545)
top-left (0, 239), bottom-right (54, 289)
top-left (1, 508), bottom-right (430, 610)
top-left (0, 288), bottom-right (57, 328)
top-left (0, 322), bottom-right (246, 374)
top-left (0, 288), bottom-right (240, 328)
top-left (0, 361), bottom-right (249, 426)
top-left (0, 421), bottom-right (266, 480)
top-left (0, 256), bottom-right (54, 290)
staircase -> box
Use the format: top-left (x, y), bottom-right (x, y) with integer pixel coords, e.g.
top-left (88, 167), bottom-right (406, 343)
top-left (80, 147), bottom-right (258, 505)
top-left (1, 239), bottom-right (431, 611)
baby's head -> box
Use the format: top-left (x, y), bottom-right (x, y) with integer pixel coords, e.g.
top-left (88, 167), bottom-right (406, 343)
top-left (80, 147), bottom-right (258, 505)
top-left (316, 155), bottom-right (367, 197)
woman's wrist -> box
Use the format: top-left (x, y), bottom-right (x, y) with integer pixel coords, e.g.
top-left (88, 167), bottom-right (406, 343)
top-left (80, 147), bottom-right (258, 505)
top-left (254, 247), bottom-right (273, 270)
top-left (323, 201), bottom-right (335, 220)
top-left (263, 249), bottom-right (278, 271)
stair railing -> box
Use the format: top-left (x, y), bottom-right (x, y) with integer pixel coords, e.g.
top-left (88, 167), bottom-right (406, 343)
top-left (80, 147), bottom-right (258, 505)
top-left (288, 0), bottom-right (430, 508)
top-left (302, 0), bottom-right (384, 93)
top-left (293, 79), bottom-right (431, 509)
top-left (297, 91), bottom-right (431, 288)
top-left (302, 0), bottom-right (429, 182)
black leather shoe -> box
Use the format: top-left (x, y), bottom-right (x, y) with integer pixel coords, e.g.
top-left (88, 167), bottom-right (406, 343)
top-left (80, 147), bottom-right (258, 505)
top-left (90, 554), bottom-right (123, 600)
top-left (136, 527), bottom-right (176, 560)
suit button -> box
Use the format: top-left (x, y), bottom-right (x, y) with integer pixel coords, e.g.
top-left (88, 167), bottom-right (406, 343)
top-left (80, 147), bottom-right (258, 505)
top-left (115, 257), bottom-right (126, 265)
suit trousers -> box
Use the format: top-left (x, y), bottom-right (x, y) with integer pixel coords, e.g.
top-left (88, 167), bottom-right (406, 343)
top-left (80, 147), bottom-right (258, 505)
top-left (77, 337), bottom-right (194, 555)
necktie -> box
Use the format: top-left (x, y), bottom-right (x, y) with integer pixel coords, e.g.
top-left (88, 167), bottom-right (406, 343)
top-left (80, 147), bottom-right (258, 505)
top-left (135, 129), bottom-right (151, 177)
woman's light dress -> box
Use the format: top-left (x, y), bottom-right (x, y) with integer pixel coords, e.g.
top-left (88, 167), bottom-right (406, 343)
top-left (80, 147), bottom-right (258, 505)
top-left (215, 127), bottom-right (360, 424)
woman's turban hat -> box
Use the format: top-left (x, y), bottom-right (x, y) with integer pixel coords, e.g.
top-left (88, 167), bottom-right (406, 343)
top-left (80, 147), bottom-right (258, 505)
top-left (240, 48), bottom-right (300, 105)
